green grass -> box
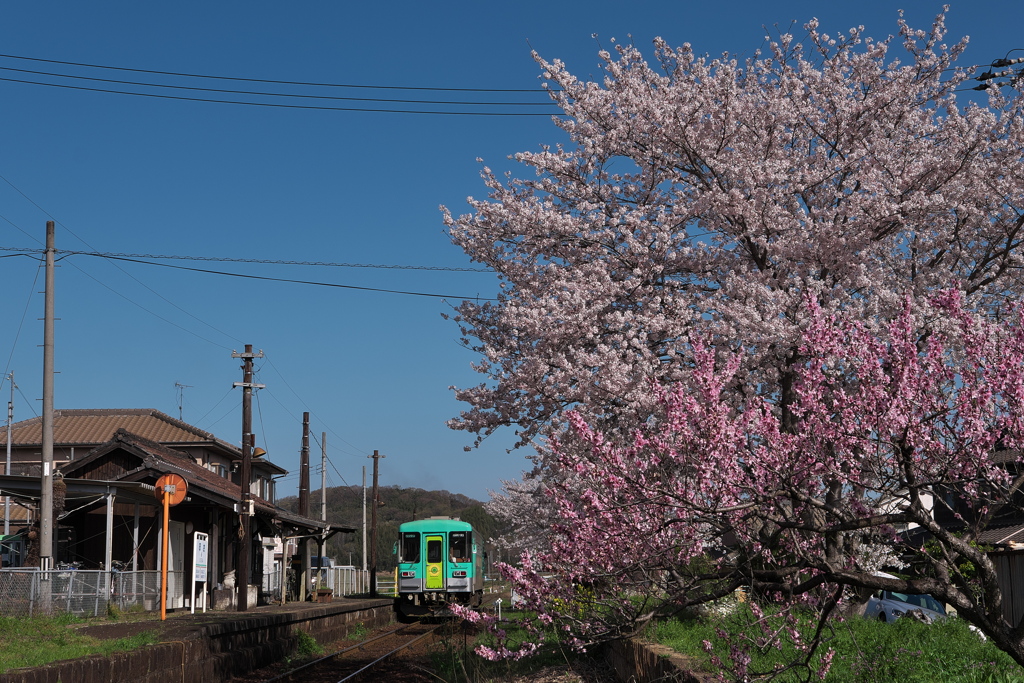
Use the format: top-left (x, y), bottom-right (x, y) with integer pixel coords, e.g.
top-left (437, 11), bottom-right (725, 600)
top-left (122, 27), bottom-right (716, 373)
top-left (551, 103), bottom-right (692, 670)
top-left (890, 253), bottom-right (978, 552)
top-left (0, 613), bottom-right (158, 672)
top-left (650, 605), bottom-right (1024, 682)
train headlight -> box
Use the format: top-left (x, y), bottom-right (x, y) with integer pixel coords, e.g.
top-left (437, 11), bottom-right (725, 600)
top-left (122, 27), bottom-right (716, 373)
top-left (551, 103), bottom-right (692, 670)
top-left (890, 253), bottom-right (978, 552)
top-left (401, 571), bottom-right (415, 578)
top-left (453, 570), bottom-right (467, 578)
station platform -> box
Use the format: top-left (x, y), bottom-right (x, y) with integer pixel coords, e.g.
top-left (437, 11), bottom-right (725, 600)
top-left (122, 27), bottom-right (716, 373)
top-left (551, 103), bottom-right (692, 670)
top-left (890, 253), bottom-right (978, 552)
top-left (3, 596), bottom-right (397, 683)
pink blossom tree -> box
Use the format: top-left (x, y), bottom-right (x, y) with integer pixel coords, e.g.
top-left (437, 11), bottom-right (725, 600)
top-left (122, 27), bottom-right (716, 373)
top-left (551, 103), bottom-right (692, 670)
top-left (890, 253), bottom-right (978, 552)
top-left (472, 296), bottom-right (1024, 673)
top-left (444, 6), bottom-right (1024, 675)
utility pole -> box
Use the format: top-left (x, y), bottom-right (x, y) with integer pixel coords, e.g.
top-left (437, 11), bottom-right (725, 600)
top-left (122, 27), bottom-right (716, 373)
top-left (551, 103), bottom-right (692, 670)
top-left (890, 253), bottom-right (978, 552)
top-left (2, 370), bottom-right (11, 536)
top-left (40, 221), bottom-right (55, 571)
top-left (232, 345), bottom-right (264, 612)
top-left (320, 432), bottom-right (327, 524)
top-left (299, 413), bottom-right (310, 516)
top-left (4, 372), bottom-right (13, 536)
top-left (299, 412), bottom-right (310, 601)
top-left (368, 450), bottom-right (384, 597)
top-left (366, 466), bottom-right (370, 573)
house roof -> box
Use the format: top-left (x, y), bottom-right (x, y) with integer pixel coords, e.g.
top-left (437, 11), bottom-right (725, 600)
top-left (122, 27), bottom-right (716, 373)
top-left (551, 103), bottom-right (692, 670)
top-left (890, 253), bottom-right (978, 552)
top-left (977, 523), bottom-right (1024, 547)
top-left (2, 409), bottom-right (240, 455)
top-left (63, 429), bottom-right (270, 511)
top-left (62, 429), bottom-right (354, 534)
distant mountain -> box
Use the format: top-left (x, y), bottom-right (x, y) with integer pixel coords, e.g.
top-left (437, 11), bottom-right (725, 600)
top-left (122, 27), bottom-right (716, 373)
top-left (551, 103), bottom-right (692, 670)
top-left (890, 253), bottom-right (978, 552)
top-left (278, 485), bottom-right (500, 569)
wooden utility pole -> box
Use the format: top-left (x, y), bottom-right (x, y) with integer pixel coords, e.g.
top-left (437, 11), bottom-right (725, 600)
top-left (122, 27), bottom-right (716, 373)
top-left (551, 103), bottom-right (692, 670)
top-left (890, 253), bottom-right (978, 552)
top-left (368, 450), bottom-right (384, 597)
top-left (299, 412), bottom-right (310, 601)
top-left (40, 221), bottom-right (55, 571)
top-left (317, 432), bottom-right (327, 573)
top-left (4, 372), bottom-right (13, 536)
top-left (232, 345), bottom-right (264, 611)
top-left (299, 413), bottom-right (310, 516)
top-left (321, 432), bottom-right (327, 523)
top-left (361, 466), bottom-right (366, 572)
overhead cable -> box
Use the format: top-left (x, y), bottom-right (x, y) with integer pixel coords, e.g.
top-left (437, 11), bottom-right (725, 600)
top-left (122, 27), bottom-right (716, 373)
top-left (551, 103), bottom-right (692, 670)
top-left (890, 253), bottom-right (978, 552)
top-left (0, 53), bottom-right (553, 93)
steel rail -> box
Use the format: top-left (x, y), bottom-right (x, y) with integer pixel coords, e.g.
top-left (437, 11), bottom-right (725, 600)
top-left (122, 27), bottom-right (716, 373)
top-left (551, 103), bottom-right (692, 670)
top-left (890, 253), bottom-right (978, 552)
top-left (334, 627), bottom-right (440, 683)
top-left (262, 623), bottom-right (425, 683)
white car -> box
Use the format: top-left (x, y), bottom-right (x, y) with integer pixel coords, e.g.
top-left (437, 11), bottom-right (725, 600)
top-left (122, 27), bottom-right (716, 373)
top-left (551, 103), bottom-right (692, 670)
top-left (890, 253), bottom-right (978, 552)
top-left (865, 590), bottom-right (947, 623)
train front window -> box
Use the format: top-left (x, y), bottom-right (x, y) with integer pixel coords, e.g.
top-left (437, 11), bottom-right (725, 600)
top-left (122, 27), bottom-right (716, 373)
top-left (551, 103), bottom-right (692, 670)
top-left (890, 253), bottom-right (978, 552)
top-left (427, 538), bottom-right (443, 563)
top-left (400, 533), bottom-right (420, 563)
top-left (449, 531), bottom-right (470, 562)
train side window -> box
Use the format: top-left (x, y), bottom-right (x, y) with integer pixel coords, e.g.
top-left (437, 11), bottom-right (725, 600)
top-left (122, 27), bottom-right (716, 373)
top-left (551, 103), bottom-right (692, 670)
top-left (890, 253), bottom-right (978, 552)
top-left (449, 531), bottom-right (469, 562)
top-left (401, 533), bottom-right (420, 563)
top-left (427, 538), bottom-right (443, 563)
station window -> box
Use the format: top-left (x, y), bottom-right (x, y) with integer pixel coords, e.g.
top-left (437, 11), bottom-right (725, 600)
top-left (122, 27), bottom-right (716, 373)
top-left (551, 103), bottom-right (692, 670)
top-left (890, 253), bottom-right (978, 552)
top-left (400, 533), bottom-right (420, 563)
top-left (449, 531), bottom-right (470, 562)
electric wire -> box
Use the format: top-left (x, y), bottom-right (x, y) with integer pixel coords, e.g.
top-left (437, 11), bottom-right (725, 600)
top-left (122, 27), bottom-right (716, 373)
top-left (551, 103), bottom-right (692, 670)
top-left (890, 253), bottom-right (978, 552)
top-left (0, 261), bottom-right (41, 411)
top-left (310, 431), bottom-right (349, 487)
top-left (53, 252), bottom-right (231, 348)
top-left (0, 53), bottom-right (553, 93)
top-left (262, 355), bottom-right (370, 458)
top-left (0, 75), bottom-right (559, 116)
top-left (75, 252), bottom-right (496, 300)
top-left (0, 173), bottom-right (244, 349)
top-left (0, 64), bottom-right (558, 108)
top-left (191, 386), bottom-right (236, 431)
top-left (55, 249), bottom-right (492, 273)
top-left (254, 374), bottom-right (271, 457)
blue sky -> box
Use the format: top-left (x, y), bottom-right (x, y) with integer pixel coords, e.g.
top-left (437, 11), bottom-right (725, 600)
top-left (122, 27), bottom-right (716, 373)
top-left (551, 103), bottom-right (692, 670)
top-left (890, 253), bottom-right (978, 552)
top-left (0, 2), bottom-right (1019, 504)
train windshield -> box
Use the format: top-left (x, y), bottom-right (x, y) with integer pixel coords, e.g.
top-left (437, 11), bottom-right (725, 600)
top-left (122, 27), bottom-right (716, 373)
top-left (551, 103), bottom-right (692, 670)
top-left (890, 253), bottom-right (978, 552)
top-left (400, 533), bottom-right (420, 563)
top-left (449, 531), bottom-right (470, 562)
top-left (427, 538), bottom-right (443, 563)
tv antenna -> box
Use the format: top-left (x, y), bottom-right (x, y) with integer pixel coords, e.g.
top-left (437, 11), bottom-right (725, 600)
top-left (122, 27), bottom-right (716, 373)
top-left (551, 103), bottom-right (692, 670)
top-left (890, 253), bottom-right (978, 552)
top-left (174, 383), bottom-right (192, 421)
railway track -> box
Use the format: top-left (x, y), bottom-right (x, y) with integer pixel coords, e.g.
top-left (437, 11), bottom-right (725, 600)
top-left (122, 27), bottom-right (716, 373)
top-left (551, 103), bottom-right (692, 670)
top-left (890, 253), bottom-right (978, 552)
top-left (261, 622), bottom-right (442, 683)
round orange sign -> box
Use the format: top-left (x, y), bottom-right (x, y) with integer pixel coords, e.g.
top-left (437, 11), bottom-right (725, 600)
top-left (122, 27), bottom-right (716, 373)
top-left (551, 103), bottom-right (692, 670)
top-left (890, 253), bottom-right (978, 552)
top-left (153, 473), bottom-right (188, 506)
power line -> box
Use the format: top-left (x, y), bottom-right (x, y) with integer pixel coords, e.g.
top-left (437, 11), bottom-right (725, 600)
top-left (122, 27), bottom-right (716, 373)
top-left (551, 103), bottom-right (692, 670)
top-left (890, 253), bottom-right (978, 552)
top-left (0, 53), bottom-right (553, 93)
top-left (54, 249), bottom-right (492, 272)
top-left (72, 252), bottom-right (497, 300)
top-left (0, 64), bottom-right (559, 108)
top-left (0, 75), bottom-right (559, 116)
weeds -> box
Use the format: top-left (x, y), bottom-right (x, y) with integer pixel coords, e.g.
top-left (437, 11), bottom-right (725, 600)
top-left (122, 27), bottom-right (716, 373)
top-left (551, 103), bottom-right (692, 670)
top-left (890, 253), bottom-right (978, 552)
top-left (0, 614), bottom-right (156, 672)
top-left (294, 629), bottom-right (323, 658)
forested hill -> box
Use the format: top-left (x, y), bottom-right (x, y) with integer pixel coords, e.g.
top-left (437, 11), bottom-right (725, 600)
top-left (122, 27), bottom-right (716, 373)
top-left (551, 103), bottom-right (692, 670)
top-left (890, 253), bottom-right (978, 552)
top-left (277, 485), bottom-right (499, 568)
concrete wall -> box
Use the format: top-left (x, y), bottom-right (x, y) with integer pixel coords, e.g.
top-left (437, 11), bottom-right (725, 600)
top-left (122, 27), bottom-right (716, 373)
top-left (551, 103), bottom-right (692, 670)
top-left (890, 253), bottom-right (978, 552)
top-left (0, 601), bottom-right (394, 683)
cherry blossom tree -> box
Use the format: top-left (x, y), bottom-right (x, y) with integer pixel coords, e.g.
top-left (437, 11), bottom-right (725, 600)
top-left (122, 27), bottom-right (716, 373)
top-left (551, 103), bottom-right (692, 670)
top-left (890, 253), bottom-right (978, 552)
top-left (445, 7), bottom-right (1024, 676)
top-left (444, 9), bottom-right (1024, 448)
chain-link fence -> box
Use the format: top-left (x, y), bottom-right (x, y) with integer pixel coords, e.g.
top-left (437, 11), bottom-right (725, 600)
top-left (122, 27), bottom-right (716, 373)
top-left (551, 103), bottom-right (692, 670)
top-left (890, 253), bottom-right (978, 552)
top-left (0, 569), bottom-right (184, 617)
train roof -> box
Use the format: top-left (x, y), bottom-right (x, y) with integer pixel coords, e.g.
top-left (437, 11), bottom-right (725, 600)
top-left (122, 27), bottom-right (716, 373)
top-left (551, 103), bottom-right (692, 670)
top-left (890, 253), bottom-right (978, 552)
top-left (399, 517), bottom-right (475, 533)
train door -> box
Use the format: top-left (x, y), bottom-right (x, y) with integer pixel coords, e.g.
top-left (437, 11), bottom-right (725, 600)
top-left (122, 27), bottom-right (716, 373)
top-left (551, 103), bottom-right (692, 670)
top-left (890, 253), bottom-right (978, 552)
top-left (425, 534), bottom-right (444, 589)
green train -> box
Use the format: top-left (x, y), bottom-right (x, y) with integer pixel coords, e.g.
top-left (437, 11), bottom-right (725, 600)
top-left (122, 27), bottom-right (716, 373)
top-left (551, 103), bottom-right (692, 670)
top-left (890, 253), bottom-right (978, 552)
top-left (394, 516), bottom-right (484, 618)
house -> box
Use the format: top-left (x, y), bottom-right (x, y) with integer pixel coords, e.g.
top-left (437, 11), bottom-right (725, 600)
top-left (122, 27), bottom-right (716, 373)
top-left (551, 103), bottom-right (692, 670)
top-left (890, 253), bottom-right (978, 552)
top-left (0, 408), bottom-right (285, 504)
top-left (0, 409), bottom-right (353, 607)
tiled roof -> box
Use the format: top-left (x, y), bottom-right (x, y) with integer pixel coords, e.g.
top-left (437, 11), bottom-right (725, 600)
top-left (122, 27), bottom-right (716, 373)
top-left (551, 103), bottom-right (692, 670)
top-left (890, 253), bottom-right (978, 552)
top-left (2, 409), bottom-right (239, 453)
top-left (64, 429), bottom-right (269, 511)
top-left (63, 429), bottom-right (341, 532)
top-left (978, 523), bottom-right (1024, 546)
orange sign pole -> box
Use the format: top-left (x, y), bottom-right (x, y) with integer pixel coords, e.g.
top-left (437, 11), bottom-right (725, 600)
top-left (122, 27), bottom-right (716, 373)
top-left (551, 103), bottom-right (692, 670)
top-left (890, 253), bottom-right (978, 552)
top-left (153, 473), bottom-right (187, 622)
top-left (161, 487), bottom-right (169, 620)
